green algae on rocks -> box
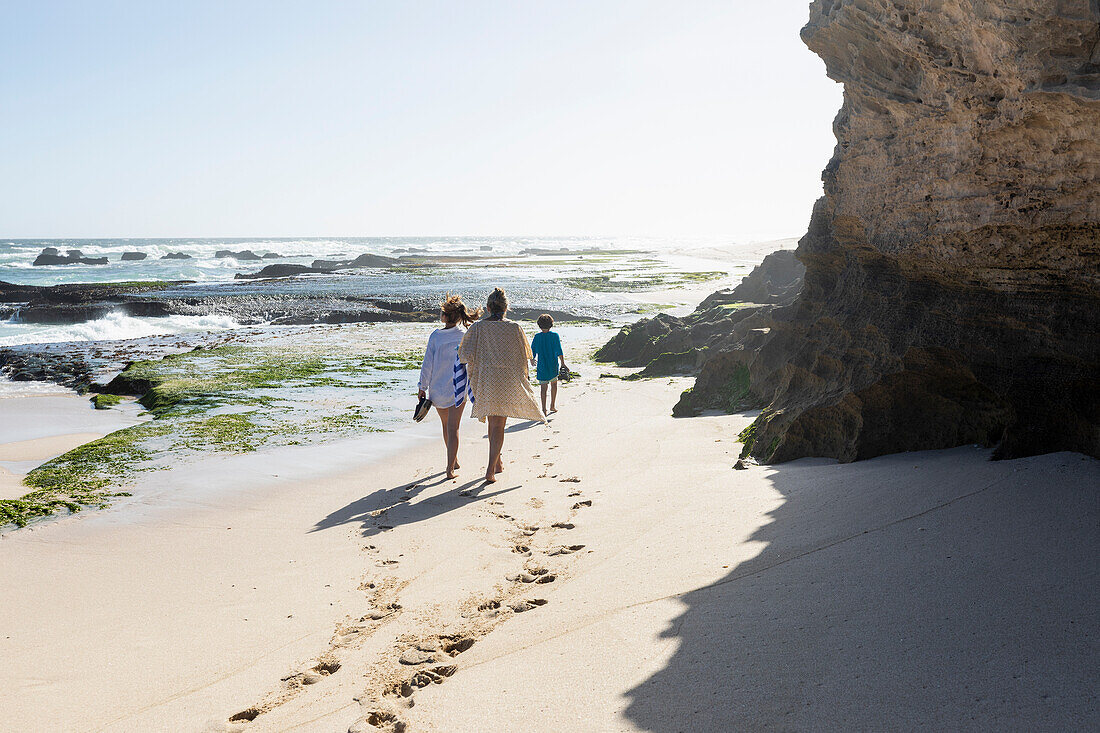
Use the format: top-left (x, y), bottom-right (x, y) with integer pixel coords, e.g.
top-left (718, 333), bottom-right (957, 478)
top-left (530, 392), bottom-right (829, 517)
top-left (565, 271), bottom-right (725, 293)
top-left (90, 393), bottom-right (123, 409)
top-left (3, 334), bottom-right (421, 529)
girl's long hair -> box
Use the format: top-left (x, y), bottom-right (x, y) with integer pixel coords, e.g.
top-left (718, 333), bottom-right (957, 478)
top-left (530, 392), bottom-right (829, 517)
top-left (441, 294), bottom-right (481, 327)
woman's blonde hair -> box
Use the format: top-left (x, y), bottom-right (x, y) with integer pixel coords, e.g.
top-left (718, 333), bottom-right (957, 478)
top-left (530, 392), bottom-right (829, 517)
top-left (441, 294), bottom-right (481, 326)
top-left (486, 287), bottom-right (508, 316)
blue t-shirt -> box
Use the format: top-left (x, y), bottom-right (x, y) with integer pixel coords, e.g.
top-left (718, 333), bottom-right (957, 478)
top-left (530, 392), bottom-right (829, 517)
top-left (531, 330), bottom-right (563, 381)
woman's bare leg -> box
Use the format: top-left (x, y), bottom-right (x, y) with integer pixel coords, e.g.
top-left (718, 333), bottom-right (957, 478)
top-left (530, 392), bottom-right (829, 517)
top-left (445, 400), bottom-right (465, 478)
top-left (486, 416), bottom-right (506, 483)
top-left (435, 406), bottom-right (454, 476)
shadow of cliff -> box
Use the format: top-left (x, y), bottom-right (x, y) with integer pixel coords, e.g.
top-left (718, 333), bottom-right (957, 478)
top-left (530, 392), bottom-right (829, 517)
top-left (312, 473), bottom-right (521, 538)
top-left (624, 448), bottom-right (1099, 731)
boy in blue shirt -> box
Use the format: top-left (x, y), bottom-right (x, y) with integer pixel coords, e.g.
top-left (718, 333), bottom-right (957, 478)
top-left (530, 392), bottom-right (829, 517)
top-left (530, 314), bottom-right (566, 414)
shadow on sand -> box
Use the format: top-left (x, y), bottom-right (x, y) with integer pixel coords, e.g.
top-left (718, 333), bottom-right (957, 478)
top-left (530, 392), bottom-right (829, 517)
top-left (623, 448), bottom-right (1099, 731)
top-left (312, 472), bottom-right (521, 538)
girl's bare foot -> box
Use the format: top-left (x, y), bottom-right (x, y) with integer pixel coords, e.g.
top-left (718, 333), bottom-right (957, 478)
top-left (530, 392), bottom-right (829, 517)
top-left (495, 457), bottom-right (504, 473)
top-left (549, 407), bottom-right (557, 413)
top-left (484, 472), bottom-right (497, 484)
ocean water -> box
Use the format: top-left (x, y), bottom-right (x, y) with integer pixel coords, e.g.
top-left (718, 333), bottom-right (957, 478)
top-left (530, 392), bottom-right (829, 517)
top-left (0, 236), bottom-right (669, 286)
top-left (0, 236), bottom-right (748, 348)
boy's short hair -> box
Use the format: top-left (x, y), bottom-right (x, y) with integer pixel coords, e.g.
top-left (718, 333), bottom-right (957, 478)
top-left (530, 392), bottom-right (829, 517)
top-left (537, 314), bottom-right (554, 330)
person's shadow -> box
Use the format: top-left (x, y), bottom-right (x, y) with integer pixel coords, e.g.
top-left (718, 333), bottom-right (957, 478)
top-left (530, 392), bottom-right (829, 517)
top-left (312, 472), bottom-right (521, 538)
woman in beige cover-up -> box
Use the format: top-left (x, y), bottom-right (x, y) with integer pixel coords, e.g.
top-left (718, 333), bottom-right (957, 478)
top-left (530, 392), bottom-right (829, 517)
top-left (458, 287), bottom-right (545, 483)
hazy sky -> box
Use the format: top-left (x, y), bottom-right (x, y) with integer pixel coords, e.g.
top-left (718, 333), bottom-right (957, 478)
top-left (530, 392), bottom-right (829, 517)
top-left (0, 1), bottom-right (842, 240)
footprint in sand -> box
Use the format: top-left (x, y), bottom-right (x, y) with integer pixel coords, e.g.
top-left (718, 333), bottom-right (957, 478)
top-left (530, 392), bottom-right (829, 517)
top-left (506, 568), bottom-right (556, 584)
top-left (351, 709), bottom-right (405, 733)
top-left (559, 476), bottom-right (581, 483)
top-left (572, 500), bottom-right (592, 509)
top-left (551, 522), bottom-right (575, 530)
top-left (567, 491), bottom-right (582, 497)
top-left (362, 603), bottom-right (401, 620)
top-left (549, 544), bottom-right (585, 556)
top-left (512, 544), bottom-right (532, 555)
top-left (291, 659), bottom-right (340, 685)
top-left (509, 598), bottom-right (549, 613)
top-left (376, 559), bottom-right (399, 567)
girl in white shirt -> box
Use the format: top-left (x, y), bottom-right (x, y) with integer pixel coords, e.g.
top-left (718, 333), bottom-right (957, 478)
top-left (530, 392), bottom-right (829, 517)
top-left (418, 294), bottom-right (481, 479)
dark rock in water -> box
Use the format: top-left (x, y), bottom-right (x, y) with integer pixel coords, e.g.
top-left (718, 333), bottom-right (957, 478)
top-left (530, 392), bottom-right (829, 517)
top-left (479, 245), bottom-right (492, 251)
top-left (161, 252), bottom-right (192, 260)
top-left (120, 251), bottom-right (148, 261)
top-left (261, 252), bottom-right (282, 259)
top-left (234, 264), bottom-right (315, 280)
top-left (310, 253), bottom-right (397, 272)
top-left (269, 309), bottom-right (435, 326)
top-left (32, 248), bottom-right (109, 266)
top-left (621, 0), bottom-right (1100, 464)
top-left (0, 349), bottom-right (94, 392)
top-left (234, 253), bottom-right (396, 279)
top-left (215, 249), bottom-right (263, 261)
top-left (0, 280), bottom-right (184, 325)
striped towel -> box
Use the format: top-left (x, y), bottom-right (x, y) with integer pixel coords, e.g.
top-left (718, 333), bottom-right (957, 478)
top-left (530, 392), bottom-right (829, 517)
top-left (453, 355), bottom-right (470, 406)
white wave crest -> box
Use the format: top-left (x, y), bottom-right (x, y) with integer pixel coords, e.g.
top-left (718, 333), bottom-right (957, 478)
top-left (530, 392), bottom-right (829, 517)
top-left (0, 312), bottom-right (241, 347)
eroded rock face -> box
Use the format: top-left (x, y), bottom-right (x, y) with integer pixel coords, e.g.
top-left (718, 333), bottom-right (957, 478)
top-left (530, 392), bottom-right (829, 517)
top-left (743, 0), bottom-right (1099, 461)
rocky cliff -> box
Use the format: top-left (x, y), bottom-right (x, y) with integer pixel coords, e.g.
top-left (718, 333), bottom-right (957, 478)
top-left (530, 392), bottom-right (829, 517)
top-left (603, 0), bottom-right (1099, 462)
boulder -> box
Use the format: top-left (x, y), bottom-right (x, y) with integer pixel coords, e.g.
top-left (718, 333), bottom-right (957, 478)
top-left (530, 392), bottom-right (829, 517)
top-left (160, 252), bottom-right (192, 260)
top-left (234, 264), bottom-right (315, 279)
top-left (32, 248), bottom-right (109, 266)
top-left (215, 250), bottom-right (263, 261)
top-left (310, 253), bottom-right (397, 272)
top-left (120, 251), bottom-right (148, 261)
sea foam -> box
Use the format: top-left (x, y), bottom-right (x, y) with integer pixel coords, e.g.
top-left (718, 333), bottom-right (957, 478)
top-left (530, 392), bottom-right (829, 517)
top-left (0, 312), bottom-right (241, 347)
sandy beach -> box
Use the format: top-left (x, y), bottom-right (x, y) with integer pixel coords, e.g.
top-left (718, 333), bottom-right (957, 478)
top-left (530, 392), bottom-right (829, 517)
top-left (0, 391), bottom-right (147, 500)
top-left (1, 373), bottom-right (1095, 732)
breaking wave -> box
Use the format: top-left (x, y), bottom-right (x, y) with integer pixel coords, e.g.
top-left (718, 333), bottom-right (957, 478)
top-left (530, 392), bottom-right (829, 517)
top-left (0, 312), bottom-right (242, 347)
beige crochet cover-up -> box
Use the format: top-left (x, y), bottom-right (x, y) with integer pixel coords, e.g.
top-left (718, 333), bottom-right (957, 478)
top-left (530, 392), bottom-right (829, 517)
top-left (458, 319), bottom-right (546, 423)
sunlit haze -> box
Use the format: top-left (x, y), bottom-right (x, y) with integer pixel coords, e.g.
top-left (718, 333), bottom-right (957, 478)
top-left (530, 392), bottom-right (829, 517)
top-left (1, 1), bottom-right (842, 240)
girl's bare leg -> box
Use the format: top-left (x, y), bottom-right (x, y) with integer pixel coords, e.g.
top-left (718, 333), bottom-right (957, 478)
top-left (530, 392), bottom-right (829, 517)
top-left (486, 416), bottom-right (506, 483)
top-left (436, 406), bottom-right (455, 476)
top-left (550, 381), bottom-right (558, 412)
top-left (445, 400), bottom-right (465, 478)
top-left (540, 383), bottom-right (548, 413)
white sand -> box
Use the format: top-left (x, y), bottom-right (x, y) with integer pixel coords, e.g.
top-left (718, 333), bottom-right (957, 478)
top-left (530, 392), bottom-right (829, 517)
top-left (0, 376), bottom-right (1095, 732)
top-left (0, 391), bottom-right (148, 499)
